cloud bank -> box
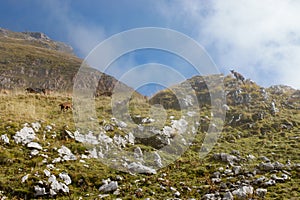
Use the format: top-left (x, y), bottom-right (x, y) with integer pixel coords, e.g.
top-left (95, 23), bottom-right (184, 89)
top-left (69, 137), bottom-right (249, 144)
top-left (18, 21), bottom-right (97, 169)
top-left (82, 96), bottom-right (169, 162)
top-left (158, 0), bottom-right (300, 88)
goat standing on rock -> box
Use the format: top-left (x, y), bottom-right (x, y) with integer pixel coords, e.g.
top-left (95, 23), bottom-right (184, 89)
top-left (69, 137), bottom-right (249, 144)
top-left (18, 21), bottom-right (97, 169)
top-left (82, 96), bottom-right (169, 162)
top-left (230, 70), bottom-right (245, 84)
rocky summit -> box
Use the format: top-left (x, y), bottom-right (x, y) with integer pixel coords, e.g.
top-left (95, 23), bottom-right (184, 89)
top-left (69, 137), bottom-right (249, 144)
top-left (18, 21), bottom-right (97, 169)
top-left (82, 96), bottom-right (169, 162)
top-left (0, 28), bottom-right (299, 199)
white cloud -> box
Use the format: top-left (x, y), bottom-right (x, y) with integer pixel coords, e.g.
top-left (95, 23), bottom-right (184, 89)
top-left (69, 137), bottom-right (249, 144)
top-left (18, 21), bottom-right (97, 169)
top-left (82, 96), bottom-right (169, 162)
top-left (38, 0), bottom-right (300, 89)
top-left (157, 0), bottom-right (300, 88)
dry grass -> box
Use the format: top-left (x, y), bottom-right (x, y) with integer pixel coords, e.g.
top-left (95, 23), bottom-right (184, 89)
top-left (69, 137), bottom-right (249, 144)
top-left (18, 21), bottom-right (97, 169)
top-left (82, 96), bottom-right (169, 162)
top-left (0, 88), bottom-right (299, 199)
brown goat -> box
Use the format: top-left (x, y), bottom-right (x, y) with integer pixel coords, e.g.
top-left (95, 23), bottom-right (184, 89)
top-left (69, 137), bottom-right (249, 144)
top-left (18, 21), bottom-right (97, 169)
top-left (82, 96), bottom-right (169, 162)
top-left (0, 89), bottom-right (10, 95)
top-left (43, 89), bottom-right (53, 95)
top-left (59, 102), bottom-right (72, 111)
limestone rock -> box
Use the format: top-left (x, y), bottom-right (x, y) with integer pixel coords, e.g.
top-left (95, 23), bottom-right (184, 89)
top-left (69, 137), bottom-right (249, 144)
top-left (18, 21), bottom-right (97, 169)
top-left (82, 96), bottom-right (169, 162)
top-left (223, 191), bottom-right (233, 200)
top-left (255, 188), bottom-right (267, 198)
top-left (154, 152), bottom-right (163, 168)
top-left (45, 125), bottom-right (53, 132)
top-left (59, 172), bottom-right (72, 185)
top-left (259, 156), bottom-right (270, 162)
top-left (104, 124), bottom-right (114, 131)
top-left (1, 134), bottom-right (9, 144)
top-left (48, 174), bottom-right (69, 194)
top-left (263, 179), bottom-right (276, 187)
top-left (21, 174), bottom-right (29, 183)
top-left (44, 169), bottom-right (51, 177)
top-left (14, 127), bottom-right (36, 145)
top-left (202, 193), bottom-right (216, 200)
top-left (65, 130), bottom-right (74, 139)
top-left (99, 181), bottom-right (118, 193)
top-left (31, 122), bottom-right (41, 132)
top-left (253, 176), bottom-right (266, 185)
top-left (34, 185), bottom-right (46, 197)
top-left (134, 147), bottom-right (143, 161)
top-left (127, 162), bottom-right (157, 174)
top-left (142, 117), bottom-right (155, 124)
top-left (125, 132), bottom-right (135, 145)
top-left (113, 135), bottom-right (127, 148)
top-left (27, 142), bottom-right (43, 150)
top-left (233, 166), bottom-right (242, 175)
top-left (99, 133), bottom-right (113, 144)
top-left (116, 120), bottom-right (127, 128)
top-left (213, 153), bottom-right (239, 165)
top-left (273, 161), bottom-right (285, 170)
top-left (58, 145), bottom-right (76, 161)
top-left (232, 186), bottom-right (253, 200)
top-left (31, 149), bottom-right (40, 156)
top-left (259, 162), bottom-right (274, 171)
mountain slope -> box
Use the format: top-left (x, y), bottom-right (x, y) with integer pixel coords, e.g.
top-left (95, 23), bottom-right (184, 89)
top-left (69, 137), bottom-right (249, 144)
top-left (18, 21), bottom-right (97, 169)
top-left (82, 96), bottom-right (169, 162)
top-left (0, 73), bottom-right (298, 199)
top-left (0, 28), bottom-right (131, 96)
top-left (0, 28), bottom-right (299, 199)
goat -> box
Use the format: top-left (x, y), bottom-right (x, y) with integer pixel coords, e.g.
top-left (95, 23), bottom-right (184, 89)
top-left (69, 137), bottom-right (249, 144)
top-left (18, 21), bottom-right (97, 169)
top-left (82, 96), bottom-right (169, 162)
top-left (25, 87), bottom-right (45, 94)
top-left (59, 102), bottom-right (72, 111)
top-left (0, 89), bottom-right (10, 95)
top-left (230, 70), bottom-right (245, 84)
top-left (43, 89), bottom-right (53, 95)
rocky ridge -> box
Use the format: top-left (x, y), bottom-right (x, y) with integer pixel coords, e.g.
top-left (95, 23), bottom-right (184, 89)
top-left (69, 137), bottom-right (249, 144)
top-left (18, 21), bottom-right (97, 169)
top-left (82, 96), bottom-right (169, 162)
top-left (0, 28), bottom-right (73, 54)
top-left (0, 28), bottom-right (135, 96)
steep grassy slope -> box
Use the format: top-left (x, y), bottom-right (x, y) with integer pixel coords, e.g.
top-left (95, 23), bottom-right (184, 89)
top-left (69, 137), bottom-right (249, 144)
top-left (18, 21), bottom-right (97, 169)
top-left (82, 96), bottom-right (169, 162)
top-left (0, 74), bottom-right (299, 199)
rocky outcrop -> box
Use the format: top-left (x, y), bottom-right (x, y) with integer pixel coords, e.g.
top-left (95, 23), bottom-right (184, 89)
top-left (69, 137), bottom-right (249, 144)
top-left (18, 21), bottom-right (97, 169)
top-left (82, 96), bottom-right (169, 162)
top-left (99, 179), bottom-right (118, 193)
top-left (13, 126), bottom-right (36, 145)
top-left (201, 150), bottom-right (294, 199)
top-left (0, 28), bottom-right (74, 54)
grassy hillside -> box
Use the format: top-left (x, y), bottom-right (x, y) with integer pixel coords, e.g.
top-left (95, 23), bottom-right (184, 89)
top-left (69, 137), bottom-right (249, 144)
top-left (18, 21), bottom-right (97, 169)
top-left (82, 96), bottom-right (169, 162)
top-left (0, 78), bottom-right (299, 199)
top-left (0, 28), bottom-right (133, 96)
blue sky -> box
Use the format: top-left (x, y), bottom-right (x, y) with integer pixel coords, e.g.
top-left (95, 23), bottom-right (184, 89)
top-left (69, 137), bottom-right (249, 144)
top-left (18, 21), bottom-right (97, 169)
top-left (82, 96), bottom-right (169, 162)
top-left (1, 0), bottom-right (299, 95)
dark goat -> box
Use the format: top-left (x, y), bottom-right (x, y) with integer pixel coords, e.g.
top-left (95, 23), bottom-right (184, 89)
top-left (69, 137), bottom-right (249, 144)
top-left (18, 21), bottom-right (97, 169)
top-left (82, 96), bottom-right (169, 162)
top-left (230, 70), bottom-right (245, 84)
top-left (25, 87), bottom-right (46, 94)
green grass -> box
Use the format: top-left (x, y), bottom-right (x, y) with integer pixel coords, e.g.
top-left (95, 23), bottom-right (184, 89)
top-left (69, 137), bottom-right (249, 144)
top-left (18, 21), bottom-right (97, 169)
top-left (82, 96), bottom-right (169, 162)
top-left (0, 84), bottom-right (299, 199)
